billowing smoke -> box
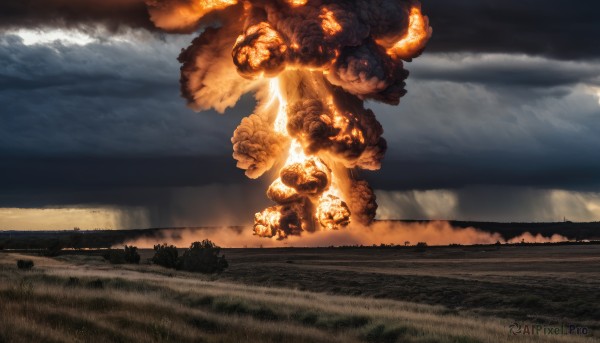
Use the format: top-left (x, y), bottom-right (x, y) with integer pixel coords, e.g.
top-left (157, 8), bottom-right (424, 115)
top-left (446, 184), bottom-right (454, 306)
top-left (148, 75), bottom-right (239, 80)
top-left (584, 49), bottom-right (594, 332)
top-left (178, 22), bottom-right (262, 113)
top-left (145, 0), bottom-right (432, 239)
top-left (121, 221), bottom-right (569, 248)
top-left (231, 113), bottom-right (288, 179)
top-left (507, 232), bottom-right (568, 244)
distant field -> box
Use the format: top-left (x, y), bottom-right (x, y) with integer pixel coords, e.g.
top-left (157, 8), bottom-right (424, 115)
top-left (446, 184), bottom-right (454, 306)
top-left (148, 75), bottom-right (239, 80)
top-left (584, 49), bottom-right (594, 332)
top-left (218, 245), bottom-right (600, 334)
top-left (1, 245), bottom-right (598, 342)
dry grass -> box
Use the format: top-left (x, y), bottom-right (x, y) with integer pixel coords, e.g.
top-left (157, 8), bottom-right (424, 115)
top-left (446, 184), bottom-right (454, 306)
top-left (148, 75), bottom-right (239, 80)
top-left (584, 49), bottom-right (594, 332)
top-left (215, 245), bottom-right (600, 331)
top-left (1, 250), bottom-right (597, 343)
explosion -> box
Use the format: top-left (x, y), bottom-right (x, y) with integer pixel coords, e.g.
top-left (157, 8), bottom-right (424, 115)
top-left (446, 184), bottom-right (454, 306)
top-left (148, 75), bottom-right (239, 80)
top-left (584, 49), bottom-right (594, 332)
top-left (147, 0), bottom-right (432, 239)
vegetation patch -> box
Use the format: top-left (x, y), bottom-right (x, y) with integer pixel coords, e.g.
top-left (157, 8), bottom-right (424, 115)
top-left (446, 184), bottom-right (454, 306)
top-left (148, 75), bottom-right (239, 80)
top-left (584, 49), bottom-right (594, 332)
top-left (16, 259), bottom-right (34, 270)
top-left (152, 240), bottom-right (228, 273)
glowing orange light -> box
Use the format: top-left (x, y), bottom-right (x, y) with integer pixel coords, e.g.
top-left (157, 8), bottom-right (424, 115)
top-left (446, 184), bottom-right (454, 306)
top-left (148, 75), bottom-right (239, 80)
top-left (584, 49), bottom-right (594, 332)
top-left (267, 178), bottom-right (301, 204)
top-left (148, 0), bottom-right (238, 31)
top-left (268, 78), bottom-right (288, 134)
top-left (233, 22), bottom-right (287, 78)
top-left (320, 8), bottom-right (342, 36)
top-left (316, 173), bottom-right (351, 230)
top-left (285, 0), bottom-right (308, 7)
top-left (385, 6), bottom-right (432, 60)
top-left (326, 97), bottom-right (366, 145)
top-left (254, 208), bottom-right (281, 237)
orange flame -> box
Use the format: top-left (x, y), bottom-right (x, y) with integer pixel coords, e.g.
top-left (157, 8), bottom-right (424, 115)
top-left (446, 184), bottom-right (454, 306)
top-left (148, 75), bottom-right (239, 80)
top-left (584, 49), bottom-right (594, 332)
top-left (285, 0), bottom-right (307, 7)
top-left (254, 207), bottom-right (281, 237)
top-left (316, 173), bottom-right (351, 230)
top-left (269, 77), bottom-right (288, 134)
top-left (267, 178), bottom-right (301, 204)
top-left (148, 0), bottom-right (238, 31)
top-left (320, 8), bottom-right (342, 36)
top-left (254, 78), bottom-right (353, 237)
top-left (233, 22), bottom-right (287, 78)
top-left (328, 97), bottom-right (366, 145)
top-left (385, 5), bottom-right (432, 60)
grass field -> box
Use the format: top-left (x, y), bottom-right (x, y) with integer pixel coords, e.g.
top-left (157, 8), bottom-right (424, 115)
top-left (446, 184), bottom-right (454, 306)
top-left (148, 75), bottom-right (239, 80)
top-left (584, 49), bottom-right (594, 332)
top-left (0, 245), bottom-right (598, 342)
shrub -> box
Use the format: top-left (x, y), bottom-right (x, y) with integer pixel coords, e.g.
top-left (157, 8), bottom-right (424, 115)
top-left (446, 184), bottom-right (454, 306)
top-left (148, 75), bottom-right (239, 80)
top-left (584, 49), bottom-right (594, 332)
top-left (124, 245), bottom-right (140, 264)
top-left (178, 240), bottom-right (228, 274)
top-left (152, 244), bottom-right (179, 269)
top-left (103, 246), bottom-right (140, 264)
top-left (414, 242), bottom-right (428, 252)
top-left (16, 259), bottom-right (34, 270)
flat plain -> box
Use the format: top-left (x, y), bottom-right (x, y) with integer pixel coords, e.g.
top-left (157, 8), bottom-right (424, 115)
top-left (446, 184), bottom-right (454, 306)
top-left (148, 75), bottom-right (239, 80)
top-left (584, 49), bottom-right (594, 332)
top-left (1, 244), bottom-right (598, 342)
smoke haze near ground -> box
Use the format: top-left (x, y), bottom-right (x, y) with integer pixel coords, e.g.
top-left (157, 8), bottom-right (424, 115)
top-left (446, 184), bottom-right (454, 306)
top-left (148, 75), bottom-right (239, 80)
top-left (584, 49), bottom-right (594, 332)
top-left (122, 221), bottom-right (568, 248)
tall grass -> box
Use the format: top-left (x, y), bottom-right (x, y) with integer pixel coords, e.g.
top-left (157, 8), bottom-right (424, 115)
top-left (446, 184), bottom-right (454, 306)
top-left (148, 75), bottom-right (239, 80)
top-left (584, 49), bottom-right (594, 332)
top-left (0, 253), bottom-right (595, 343)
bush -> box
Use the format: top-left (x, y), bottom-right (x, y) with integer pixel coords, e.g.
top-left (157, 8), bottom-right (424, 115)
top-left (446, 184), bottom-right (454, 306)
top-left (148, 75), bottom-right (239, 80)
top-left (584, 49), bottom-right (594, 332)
top-left (16, 259), bottom-right (34, 270)
top-left (178, 240), bottom-right (228, 274)
top-left (151, 241), bottom-right (228, 273)
top-left (414, 242), bottom-right (428, 252)
top-left (124, 245), bottom-right (140, 264)
top-left (152, 244), bottom-right (179, 269)
top-left (103, 246), bottom-right (140, 264)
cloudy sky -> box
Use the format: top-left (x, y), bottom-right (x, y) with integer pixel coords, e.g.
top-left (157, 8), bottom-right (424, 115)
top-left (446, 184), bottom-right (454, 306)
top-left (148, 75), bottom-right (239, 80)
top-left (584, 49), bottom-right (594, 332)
top-left (1, 0), bottom-right (599, 229)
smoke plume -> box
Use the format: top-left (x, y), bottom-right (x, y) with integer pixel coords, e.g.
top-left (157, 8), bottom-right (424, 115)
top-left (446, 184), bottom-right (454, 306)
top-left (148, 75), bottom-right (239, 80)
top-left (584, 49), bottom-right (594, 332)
top-left (144, 0), bottom-right (433, 240)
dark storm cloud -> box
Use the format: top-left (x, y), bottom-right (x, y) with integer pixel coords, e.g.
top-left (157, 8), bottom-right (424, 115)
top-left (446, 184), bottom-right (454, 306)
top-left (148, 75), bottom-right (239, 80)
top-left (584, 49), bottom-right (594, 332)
top-left (0, 0), bottom-right (153, 32)
top-left (0, 156), bottom-right (241, 191)
top-left (0, 34), bottom-right (252, 157)
top-left (365, 154), bottom-right (600, 192)
top-left (0, 34), bottom-right (172, 93)
top-left (375, 186), bottom-right (600, 222)
top-left (410, 54), bottom-right (600, 88)
top-left (422, 0), bottom-right (600, 60)
top-left (368, 61), bottom-right (600, 193)
top-left (0, 32), bottom-right (270, 227)
top-left (1, 0), bottom-right (599, 60)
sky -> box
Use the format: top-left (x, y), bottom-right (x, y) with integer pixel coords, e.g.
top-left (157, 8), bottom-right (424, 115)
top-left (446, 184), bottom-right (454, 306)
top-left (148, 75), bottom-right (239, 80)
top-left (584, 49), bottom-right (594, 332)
top-left (1, 0), bottom-right (600, 230)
